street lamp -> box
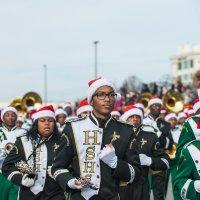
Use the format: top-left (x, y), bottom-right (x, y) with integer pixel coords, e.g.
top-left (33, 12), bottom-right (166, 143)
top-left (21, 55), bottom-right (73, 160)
top-left (43, 64), bottom-right (47, 104)
top-left (94, 41), bottom-right (99, 78)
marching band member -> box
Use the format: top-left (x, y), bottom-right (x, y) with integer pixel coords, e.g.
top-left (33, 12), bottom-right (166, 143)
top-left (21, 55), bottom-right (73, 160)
top-left (0, 106), bottom-right (25, 200)
top-left (110, 110), bottom-right (121, 120)
top-left (76, 99), bottom-right (93, 118)
top-left (177, 112), bottom-right (188, 127)
top-left (165, 113), bottom-right (181, 200)
top-left (176, 99), bottom-right (200, 163)
top-left (120, 105), bottom-right (170, 200)
top-left (2, 105), bottom-right (65, 200)
top-left (143, 97), bottom-right (173, 200)
top-left (174, 139), bottom-right (200, 199)
top-left (51, 78), bottom-right (141, 200)
top-left (55, 108), bottom-right (67, 133)
top-left (16, 116), bottom-right (24, 128)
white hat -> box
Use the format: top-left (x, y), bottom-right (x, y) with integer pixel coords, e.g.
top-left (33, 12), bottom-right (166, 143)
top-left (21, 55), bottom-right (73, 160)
top-left (55, 109), bottom-right (67, 117)
top-left (165, 113), bottom-right (177, 122)
top-left (1, 106), bottom-right (18, 122)
top-left (111, 111), bottom-right (121, 117)
top-left (87, 77), bottom-right (117, 104)
top-left (120, 105), bottom-right (143, 122)
top-left (148, 97), bottom-right (163, 107)
top-left (32, 105), bottom-right (55, 121)
top-left (17, 116), bottom-right (24, 122)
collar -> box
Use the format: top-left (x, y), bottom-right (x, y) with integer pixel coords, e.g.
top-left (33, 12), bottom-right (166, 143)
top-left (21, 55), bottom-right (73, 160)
top-left (89, 112), bottom-right (112, 128)
top-left (148, 114), bottom-right (159, 121)
top-left (2, 125), bottom-right (17, 132)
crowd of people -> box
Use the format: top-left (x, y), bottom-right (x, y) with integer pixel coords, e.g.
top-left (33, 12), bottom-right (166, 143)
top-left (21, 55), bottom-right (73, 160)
top-left (0, 77), bottom-right (200, 200)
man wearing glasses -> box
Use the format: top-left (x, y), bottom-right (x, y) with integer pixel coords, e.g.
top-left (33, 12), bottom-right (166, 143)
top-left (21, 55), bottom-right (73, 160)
top-left (51, 77), bottom-right (141, 200)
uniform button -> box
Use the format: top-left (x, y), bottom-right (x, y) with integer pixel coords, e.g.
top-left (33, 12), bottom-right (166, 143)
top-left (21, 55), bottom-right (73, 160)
top-left (97, 175), bottom-right (100, 178)
top-left (42, 176), bottom-right (45, 179)
top-left (41, 185), bottom-right (44, 187)
top-left (97, 164), bottom-right (99, 167)
top-left (43, 168), bottom-right (46, 170)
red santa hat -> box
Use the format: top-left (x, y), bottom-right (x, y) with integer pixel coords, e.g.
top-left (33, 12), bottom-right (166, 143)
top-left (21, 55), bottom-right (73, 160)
top-left (111, 110), bottom-right (121, 117)
top-left (32, 105), bottom-right (55, 121)
top-left (148, 97), bottom-right (163, 107)
top-left (1, 106), bottom-right (18, 122)
top-left (76, 99), bottom-right (93, 116)
top-left (55, 109), bottom-right (67, 117)
top-left (193, 99), bottom-right (200, 114)
top-left (177, 112), bottom-right (188, 120)
top-left (165, 113), bottom-right (177, 122)
top-left (120, 105), bottom-right (143, 122)
top-left (87, 77), bottom-right (117, 103)
top-left (134, 102), bottom-right (144, 110)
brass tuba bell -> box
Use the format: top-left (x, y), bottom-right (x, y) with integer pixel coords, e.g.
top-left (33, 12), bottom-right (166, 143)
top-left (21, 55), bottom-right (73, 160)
top-left (22, 91), bottom-right (42, 110)
top-left (162, 90), bottom-right (184, 113)
top-left (138, 92), bottom-right (152, 108)
top-left (10, 98), bottom-right (27, 115)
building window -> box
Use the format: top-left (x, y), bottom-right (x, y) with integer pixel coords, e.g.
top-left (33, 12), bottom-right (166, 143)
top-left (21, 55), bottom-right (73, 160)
top-left (190, 60), bottom-right (193, 68)
top-left (183, 60), bottom-right (188, 69)
top-left (178, 62), bottom-right (182, 70)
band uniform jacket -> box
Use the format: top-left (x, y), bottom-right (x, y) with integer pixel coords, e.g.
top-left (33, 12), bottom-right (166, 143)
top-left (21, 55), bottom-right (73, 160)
top-left (51, 113), bottom-right (141, 200)
top-left (143, 115), bottom-right (173, 150)
top-left (123, 124), bottom-right (170, 200)
top-left (2, 133), bottom-right (65, 200)
top-left (174, 140), bottom-right (200, 200)
top-left (176, 114), bottom-right (200, 163)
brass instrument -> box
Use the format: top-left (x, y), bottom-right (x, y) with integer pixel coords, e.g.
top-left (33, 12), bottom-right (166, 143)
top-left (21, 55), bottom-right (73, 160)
top-left (22, 91), bottom-right (42, 109)
top-left (10, 98), bottom-right (26, 115)
top-left (137, 92), bottom-right (152, 108)
top-left (10, 92), bottom-right (42, 115)
top-left (5, 143), bottom-right (14, 154)
top-left (162, 90), bottom-right (184, 113)
top-left (165, 143), bottom-right (177, 159)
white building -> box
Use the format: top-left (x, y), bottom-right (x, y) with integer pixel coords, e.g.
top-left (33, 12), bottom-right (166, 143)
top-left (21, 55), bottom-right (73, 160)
top-left (170, 43), bottom-right (200, 85)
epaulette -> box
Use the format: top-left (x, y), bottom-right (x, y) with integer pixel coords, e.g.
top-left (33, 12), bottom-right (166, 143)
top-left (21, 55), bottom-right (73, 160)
top-left (183, 139), bottom-right (196, 150)
top-left (64, 116), bottom-right (86, 123)
top-left (141, 124), bottom-right (157, 134)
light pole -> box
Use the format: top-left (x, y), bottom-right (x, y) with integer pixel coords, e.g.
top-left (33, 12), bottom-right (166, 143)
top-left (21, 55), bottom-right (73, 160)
top-left (43, 64), bottom-right (47, 105)
top-left (94, 41), bottom-right (99, 78)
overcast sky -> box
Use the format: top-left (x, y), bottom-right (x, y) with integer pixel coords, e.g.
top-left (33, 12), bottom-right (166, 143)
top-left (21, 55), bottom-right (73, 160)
top-left (0, 0), bottom-right (200, 103)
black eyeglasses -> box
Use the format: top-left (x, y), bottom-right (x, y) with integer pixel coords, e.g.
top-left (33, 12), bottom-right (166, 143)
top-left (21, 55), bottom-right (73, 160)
top-left (93, 92), bottom-right (117, 100)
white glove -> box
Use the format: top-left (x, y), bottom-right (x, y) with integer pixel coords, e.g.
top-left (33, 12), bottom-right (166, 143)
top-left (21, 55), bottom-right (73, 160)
top-left (21, 174), bottom-right (35, 187)
top-left (99, 144), bottom-right (117, 168)
top-left (67, 178), bottom-right (82, 190)
top-left (139, 154), bottom-right (152, 166)
top-left (194, 180), bottom-right (200, 193)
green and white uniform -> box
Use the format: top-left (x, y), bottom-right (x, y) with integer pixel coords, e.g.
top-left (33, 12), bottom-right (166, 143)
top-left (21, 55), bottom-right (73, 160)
top-left (174, 140), bottom-right (200, 199)
top-left (0, 125), bottom-right (25, 200)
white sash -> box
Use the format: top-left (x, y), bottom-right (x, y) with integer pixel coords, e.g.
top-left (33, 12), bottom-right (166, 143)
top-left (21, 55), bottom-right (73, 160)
top-left (71, 117), bottom-right (103, 200)
top-left (188, 119), bottom-right (200, 139)
top-left (187, 144), bottom-right (200, 176)
top-left (21, 137), bottom-right (47, 195)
